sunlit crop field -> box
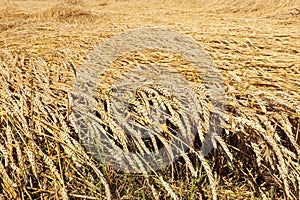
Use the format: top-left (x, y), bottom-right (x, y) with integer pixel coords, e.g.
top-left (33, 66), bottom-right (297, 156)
top-left (0, 0), bottom-right (299, 199)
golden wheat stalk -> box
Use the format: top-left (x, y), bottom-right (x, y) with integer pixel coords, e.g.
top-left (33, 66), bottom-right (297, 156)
top-left (0, 162), bottom-right (17, 199)
top-left (158, 176), bottom-right (179, 200)
top-left (195, 150), bottom-right (217, 200)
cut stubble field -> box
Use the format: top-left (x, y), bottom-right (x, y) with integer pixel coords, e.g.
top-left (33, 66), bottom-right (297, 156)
top-left (0, 0), bottom-right (299, 199)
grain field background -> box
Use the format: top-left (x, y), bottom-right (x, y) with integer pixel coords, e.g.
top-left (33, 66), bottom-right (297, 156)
top-left (0, 0), bottom-right (299, 199)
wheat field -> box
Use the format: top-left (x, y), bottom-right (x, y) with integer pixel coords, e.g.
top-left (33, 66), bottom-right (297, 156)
top-left (0, 0), bottom-right (299, 199)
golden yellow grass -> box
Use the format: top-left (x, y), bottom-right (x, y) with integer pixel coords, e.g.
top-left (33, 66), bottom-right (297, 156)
top-left (0, 0), bottom-right (299, 199)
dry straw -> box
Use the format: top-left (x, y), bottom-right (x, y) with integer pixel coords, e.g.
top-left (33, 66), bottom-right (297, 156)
top-left (0, 0), bottom-right (299, 199)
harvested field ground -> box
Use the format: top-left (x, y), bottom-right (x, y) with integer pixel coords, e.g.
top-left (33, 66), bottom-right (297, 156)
top-left (0, 0), bottom-right (299, 199)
